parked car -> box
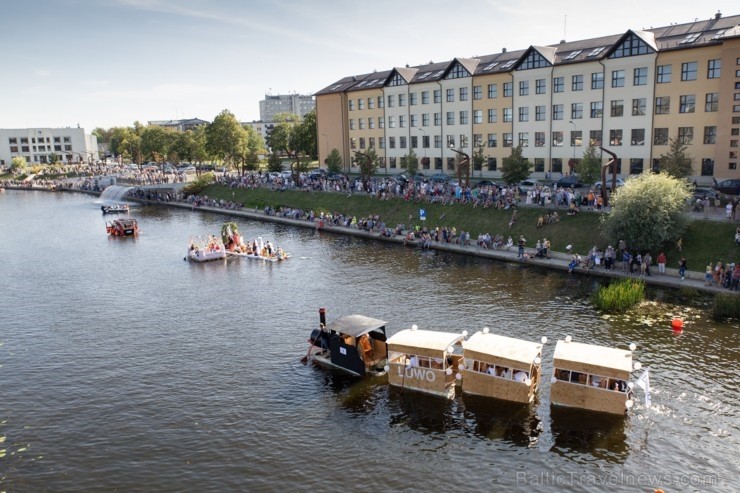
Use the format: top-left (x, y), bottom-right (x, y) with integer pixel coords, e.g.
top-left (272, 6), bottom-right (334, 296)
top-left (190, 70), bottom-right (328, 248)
top-left (593, 178), bottom-right (626, 190)
top-left (327, 172), bottom-right (348, 181)
top-left (554, 175), bottom-right (583, 188)
top-left (713, 179), bottom-right (740, 196)
top-left (429, 173), bottom-right (452, 183)
top-left (692, 187), bottom-right (720, 203)
top-left (476, 179), bottom-right (497, 188)
top-left (178, 166), bottom-right (196, 175)
top-left (518, 179), bottom-right (540, 193)
top-left (280, 170), bottom-right (293, 180)
top-left (308, 169), bottom-right (327, 180)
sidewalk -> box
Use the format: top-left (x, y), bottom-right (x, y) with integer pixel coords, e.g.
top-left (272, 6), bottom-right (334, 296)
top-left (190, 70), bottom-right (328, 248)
top-left (152, 198), bottom-right (731, 295)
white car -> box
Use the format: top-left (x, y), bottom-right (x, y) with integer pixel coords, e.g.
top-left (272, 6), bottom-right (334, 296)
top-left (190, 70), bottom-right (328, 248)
top-left (594, 178), bottom-right (626, 190)
top-left (280, 170), bottom-right (293, 179)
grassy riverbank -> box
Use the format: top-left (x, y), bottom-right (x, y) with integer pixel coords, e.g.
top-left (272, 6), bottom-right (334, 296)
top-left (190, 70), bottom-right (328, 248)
top-left (203, 184), bottom-right (738, 268)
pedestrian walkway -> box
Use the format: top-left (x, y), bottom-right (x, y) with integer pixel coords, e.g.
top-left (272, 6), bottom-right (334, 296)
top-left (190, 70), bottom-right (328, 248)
top-left (153, 198), bottom-right (730, 295)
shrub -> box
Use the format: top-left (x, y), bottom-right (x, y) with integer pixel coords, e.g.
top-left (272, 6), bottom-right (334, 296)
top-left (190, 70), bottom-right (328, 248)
top-left (182, 172), bottom-right (215, 196)
top-left (592, 278), bottom-right (645, 313)
top-left (711, 293), bottom-right (740, 320)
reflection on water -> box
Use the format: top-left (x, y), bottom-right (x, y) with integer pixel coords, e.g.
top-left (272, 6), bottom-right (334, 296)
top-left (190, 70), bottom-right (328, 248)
top-left (549, 406), bottom-right (628, 464)
top-left (1, 191), bottom-right (738, 492)
top-left (462, 394), bottom-right (542, 447)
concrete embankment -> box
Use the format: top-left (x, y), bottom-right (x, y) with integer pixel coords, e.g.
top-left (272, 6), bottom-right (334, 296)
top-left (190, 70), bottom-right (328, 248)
top-left (4, 184), bottom-right (730, 294)
top-left (132, 195), bottom-right (727, 295)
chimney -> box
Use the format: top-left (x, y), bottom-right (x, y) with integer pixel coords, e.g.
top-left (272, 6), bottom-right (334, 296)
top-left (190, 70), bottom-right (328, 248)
top-left (502, 47), bottom-right (507, 53)
top-left (715, 10), bottom-right (721, 19)
top-left (560, 39), bottom-right (566, 44)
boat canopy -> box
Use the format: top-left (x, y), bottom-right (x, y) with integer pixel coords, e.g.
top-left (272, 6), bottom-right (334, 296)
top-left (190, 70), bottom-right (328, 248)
top-left (553, 340), bottom-right (632, 379)
top-left (386, 329), bottom-right (464, 358)
top-left (463, 332), bottom-right (542, 369)
top-left (325, 315), bottom-right (387, 338)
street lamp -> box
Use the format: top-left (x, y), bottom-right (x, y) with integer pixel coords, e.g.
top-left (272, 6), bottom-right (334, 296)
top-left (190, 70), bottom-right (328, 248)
top-left (568, 120), bottom-right (577, 159)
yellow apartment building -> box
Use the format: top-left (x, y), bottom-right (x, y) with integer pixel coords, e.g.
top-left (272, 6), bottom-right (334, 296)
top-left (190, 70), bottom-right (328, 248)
top-left (316, 13), bottom-right (740, 184)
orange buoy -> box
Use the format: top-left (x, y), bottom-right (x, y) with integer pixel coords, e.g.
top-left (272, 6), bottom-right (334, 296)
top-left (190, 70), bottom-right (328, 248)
top-left (671, 318), bottom-right (684, 331)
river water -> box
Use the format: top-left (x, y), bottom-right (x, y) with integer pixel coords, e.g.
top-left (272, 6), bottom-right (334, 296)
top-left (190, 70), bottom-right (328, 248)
top-left (1, 190), bottom-right (737, 492)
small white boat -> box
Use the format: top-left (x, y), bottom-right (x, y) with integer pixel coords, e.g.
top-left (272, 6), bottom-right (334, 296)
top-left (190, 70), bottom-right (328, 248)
top-left (550, 338), bottom-right (636, 415)
top-left (461, 330), bottom-right (544, 404)
top-left (187, 236), bottom-right (226, 262)
top-left (385, 326), bottom-right (465, 398)
top-left (305, 308), bottom-right (388, 377)
top-left (101, 204), bottom-right (129, 214)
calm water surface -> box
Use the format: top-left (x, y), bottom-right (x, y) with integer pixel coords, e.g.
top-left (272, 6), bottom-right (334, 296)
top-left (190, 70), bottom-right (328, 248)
top-left (1, 191), bottom-right (737, 492)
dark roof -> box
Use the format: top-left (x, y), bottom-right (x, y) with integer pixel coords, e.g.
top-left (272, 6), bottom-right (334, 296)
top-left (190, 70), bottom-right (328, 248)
top-left (325, 314), bottom-right (387, 337)
top-left (316, 14), bottom-right (740, 94)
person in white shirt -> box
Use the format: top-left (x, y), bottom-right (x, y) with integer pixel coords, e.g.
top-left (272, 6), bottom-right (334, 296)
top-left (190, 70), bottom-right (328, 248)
top-left (514, 370), bottom-right (528, 383)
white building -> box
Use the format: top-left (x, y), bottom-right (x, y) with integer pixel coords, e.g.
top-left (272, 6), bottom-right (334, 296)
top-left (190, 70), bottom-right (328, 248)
top-left (259, 93), bottom-right (315, 122)
top-left (0, 127), bottom-right (99, 167)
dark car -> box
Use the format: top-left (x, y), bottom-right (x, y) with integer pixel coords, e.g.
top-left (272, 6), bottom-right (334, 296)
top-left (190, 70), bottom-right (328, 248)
top-left (476, 180), bottom-right (497, 188)
top-left (554, 175), bottom-right (583, 188)
top-left (327, 172), bottom-right (348, 181)
top-left (713, 179), bottom-right (740, 196)
top-left (429, 173), bottom-right (452, 183)
top-left (308, 169), bottom-right (327, 179)
top-left (692, 187), bottom-right (719, 203)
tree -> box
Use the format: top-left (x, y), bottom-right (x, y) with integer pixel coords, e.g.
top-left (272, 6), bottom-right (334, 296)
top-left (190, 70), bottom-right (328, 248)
top-left (600, 172), bottom-right (691, 252)
top-left (267, 112), bottom-right (316, 181)
top-left (355, 148), bottom-right (379, 190)
top-left (266, 152), bottom-right (284, 172)
top-left (140, 125), bottom-right (175, 168)
top-left (500, 145), bottom-right (532, 185)
top-left (206, 109), bottom-right (249, 168)
top-left (118, 128), bottom-right (143, 167)
top-left (10, 156), bottom-right (27, 174)
top-left (576, 144), bottom-right (602, 185)
top-left (472, 146), bottom-right (485, 174)
top-left (659, 138), bottom-right (693, 180)
top-left (400, 150), bottom-right (419, 178)
top-left (325, 148), bottom-right (343, 174)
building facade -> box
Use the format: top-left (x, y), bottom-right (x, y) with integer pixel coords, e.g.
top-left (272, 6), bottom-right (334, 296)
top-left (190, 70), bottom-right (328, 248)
top-left (259, 94), bottom-right (315, 122)
top-left (316, 13), bottom-right (740, 183)
top-left (0, 127), bottom-right (99, 167)
top-left (147, 118), bottom-right (210, 132)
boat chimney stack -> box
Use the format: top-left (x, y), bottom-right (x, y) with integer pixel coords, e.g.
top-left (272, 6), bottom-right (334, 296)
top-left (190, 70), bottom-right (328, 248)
top-left (319, 307), bottom-right (326, 328)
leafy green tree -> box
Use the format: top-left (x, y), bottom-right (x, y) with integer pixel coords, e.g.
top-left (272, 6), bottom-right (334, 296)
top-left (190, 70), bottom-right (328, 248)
top-left (266, 152), bottom-right (284, 172)
top-left (10, 156), bottom-right (27, 174)
top-left (355, 148), bottom-right (379, 189)
top-left (600, 172), bottom-right (691, 252)
top-left (235, 125), bottom-right (265, 174)
top-left (206, 109), bottom-right (249, 168)
top-left (577, 144), bottom-right (602, 185)
top-left (472, 146), bottom-right (485, 173)
top-left (118, 128), bottom-right (143, 166)
top-left (140, 125), bottom-right (175, 168)
top-left (659, 138), bottom-right (693, 180)
top-left (267, 112), bottom-right (315, 181)
top-left (500, 145), bottom-right (532, 184)
top-left (325, 148), bottom-right (343, 174)
top-left (400, 150), bottom-right (419, 177)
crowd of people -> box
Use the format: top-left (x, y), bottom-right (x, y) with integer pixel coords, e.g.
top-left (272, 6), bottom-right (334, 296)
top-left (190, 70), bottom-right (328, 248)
top-left (4, 165), bottom-right (737, 288)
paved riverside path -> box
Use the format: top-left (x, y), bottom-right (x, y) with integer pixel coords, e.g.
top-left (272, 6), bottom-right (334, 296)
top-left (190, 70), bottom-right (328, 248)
top-left (138, 197), bottom-right (730, 295)
top-left (5, 184), bottom-right (731, 294)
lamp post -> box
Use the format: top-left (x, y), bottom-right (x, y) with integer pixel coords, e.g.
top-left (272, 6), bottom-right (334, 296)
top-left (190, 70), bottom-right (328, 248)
top-left (568, 120), bottom-right (577, 159)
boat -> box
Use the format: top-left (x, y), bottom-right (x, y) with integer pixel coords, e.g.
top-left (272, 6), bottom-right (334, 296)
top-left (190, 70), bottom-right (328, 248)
top-left (221, 222), bottom-right (290, 262)
top-left (305, 308), bottom-right (388, 377)
top-left (106, 218), bottom-right (138, 237)
top-left (461, 329), bottom-right (545, 404)
top-left (550, 337), bottom-right (636, 415)
top-left (385, 326), bottom-right (465, 398)
top-left (101, 204), bottom-right (129, 214)
top-left (186, 235), bottom-right (226, 262)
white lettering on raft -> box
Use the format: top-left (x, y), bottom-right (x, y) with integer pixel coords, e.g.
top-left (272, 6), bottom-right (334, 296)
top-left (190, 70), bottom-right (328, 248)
top-left (396, 365), bottom-right (436, 382)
